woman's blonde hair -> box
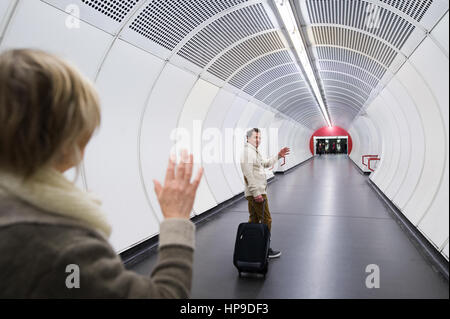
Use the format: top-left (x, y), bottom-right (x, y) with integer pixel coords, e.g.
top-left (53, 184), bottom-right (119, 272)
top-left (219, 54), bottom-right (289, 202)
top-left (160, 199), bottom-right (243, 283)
top-left (0, 49), bottom-right (101, 178)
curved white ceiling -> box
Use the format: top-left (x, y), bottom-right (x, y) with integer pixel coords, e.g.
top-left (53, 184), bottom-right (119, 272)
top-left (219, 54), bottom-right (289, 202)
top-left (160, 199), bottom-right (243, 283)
top-left (30, 0), bottom-right (450, 130)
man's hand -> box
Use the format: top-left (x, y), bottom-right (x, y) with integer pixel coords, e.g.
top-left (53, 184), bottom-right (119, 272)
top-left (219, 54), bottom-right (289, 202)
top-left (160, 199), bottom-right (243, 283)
top-left (153, 150), bottom-right (203, 219)
top-left (278, 147), bottom-right (290, 159)
top-left (254, 194), bottom-right (264, 203)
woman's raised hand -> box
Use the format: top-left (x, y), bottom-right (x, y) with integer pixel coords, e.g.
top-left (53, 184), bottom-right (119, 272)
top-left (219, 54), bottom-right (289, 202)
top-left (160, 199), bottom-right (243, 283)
top-left (153, 150), bottom-right (203, 219)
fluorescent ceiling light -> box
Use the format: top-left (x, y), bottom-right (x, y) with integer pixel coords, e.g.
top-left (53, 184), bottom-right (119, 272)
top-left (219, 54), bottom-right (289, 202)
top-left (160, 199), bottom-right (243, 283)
top-left (274, 0), bottom-right (332, 127)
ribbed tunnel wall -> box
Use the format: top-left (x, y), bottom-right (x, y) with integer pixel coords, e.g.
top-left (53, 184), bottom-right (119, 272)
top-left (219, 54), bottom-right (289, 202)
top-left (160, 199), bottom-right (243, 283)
top-left (0, 0), bottom-right (447, 261)
top-left (349, 11), bottom-right (449, 259)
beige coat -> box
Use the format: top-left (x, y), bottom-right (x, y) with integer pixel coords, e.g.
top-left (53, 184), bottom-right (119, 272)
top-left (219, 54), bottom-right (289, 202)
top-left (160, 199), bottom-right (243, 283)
top-left (0, 168), bottom-right (195, 298)
top-left (240, 143), bottom-right (278, 197)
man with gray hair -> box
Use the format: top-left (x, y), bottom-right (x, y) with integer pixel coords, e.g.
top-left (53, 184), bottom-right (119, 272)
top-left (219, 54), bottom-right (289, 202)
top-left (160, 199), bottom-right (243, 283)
top-left (240, 128), bottom-right (290, 258)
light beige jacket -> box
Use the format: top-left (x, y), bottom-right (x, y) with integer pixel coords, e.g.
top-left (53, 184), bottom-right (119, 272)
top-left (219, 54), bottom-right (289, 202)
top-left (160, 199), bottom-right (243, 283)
top-left (240, 143), bottom-right (278, 198)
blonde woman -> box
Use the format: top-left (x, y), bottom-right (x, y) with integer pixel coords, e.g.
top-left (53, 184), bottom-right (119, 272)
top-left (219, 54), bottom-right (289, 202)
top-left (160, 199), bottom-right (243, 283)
top-left (0, 49), bottom-right (203, 298)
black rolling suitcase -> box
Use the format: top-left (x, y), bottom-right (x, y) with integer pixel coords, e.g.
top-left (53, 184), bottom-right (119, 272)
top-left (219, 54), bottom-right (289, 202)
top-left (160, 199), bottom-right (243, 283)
top-left (233, 199), bottom-right (270, 277)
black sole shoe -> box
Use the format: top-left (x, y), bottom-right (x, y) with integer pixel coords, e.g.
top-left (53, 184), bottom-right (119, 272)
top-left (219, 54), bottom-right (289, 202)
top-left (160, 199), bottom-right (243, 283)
top-left (268, 249), bottom-right (281, 258)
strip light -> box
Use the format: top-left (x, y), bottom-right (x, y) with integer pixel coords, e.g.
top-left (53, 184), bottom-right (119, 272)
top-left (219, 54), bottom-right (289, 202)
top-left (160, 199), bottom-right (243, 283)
top-left (274, 0), bottom-right (332, 127)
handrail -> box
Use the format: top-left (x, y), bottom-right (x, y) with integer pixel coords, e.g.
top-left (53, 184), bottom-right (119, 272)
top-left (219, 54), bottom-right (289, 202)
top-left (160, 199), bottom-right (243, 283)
top-left (368, 157), bottom-right (380, 172)
top-left (362, 155), bottom-right (378, 166)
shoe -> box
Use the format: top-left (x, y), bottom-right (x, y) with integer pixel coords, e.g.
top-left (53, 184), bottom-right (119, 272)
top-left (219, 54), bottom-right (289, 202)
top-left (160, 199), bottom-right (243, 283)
top-left (268, 248), bottom-right (281, 259)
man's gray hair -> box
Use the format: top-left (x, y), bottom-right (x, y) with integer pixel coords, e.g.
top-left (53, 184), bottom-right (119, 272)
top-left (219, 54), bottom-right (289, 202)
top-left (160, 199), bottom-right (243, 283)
top-left (246, 128), bottom-right (260, 139)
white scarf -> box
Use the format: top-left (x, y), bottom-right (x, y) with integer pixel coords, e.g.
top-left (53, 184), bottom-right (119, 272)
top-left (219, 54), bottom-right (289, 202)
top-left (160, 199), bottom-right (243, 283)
top-left (0, 167), bottom-right (111, 238)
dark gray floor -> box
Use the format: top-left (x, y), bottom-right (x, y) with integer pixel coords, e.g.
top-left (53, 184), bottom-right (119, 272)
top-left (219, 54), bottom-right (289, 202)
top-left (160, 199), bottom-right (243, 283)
top-left (129, 155), bottom-right (449, 298)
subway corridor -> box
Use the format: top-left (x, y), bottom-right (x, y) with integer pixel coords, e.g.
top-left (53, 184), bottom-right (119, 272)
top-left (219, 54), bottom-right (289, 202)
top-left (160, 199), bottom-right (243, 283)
top-left (0, 0), bottom-right (448, 301)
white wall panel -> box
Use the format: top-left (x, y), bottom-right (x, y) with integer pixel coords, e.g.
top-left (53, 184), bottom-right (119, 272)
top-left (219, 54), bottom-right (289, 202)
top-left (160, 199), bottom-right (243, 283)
top-left (351, 118), bottom-right (370, 172)
top-left (140, 63), bottom-right (197, 221)
top-left (270, 118), bottom-right (285, 172)
top-left (295, 126), bottom-right (308, 164)
top-left (293, 128), bottom-right (303, 162)
top-left (369, 112), bottom-right (383, 162)
top-left (0, 0), bottom-right (112, 80)
top-left (285, 126), bottom-right (296, 166)
top-left (294, 128), bottom-right (303, 162)
top-left (256, 110), bottom-right (276, 160)
top-left (348, 126), bottom-right (360, 166)
top-left (289, 127), bottom-right (300, 166)
top-left (293, 127), bottom-right (304, 165)
top-left (289, 125), bottom-right (299, 167)
top-left (284, 123), bottom-right (299, 170)
top-left (431, 11), bottom-right (449, 55)
top-left (377, 90), bottom-right (404, 199)
top-left (266, 114), bottom-right (282, 162)
top-left (247, 106), bottom-right (265, 129)
top-left (364, 117), bottom-right (380, 159)
top-left (277, 121), bottom-right (289, 170)
top-left (412, 38), bottom-right (449, 132)
top-left (381, 88), bottom-right (411, 201)
top-left (381, 102), bottom-right (398, 190)
top-left (350, 118), bottom-right (370, 171)
top-left (388, 77), bottom-right (425, 209)
top-left (0, 0), bottom-right (15, 39)
top-left (302, 128), bottom-right (314, 160)
top-left (419, 164), bottom-right (449, 249)
top-left (375, 100), bottom-right (397, 190)
top-left (0, 0), bottom-right (11, 21)
top-left (84, 40), bottom-right (164, 252)
top-left (273, 120), bottom-right (286, 172)
top-left (275, 120), bottom-right (292, 171)
top-left (299, 128), bottom-right (309, 162)
top-left (350, 118), bottom-right (367, 171)
top-left (257, 110), bottom-right (278, 178)
top-left (221, 96), bottom-right (247, 194)
top-left (177, 79), bottom-right (219, 214)
top-left (367, 101), bottom-right (389, 186)
top-left (234, 102), bottom-right (258, 183)
top-left (366, 112), bottom-right (381, 175)
top-left (202, 88), bottom-right (236, 203)
top-left (356, 120), bottom-right (371, 170)
top-left (357, 119), bottom-right (369, 158)
top-left (400, 63), bottom-right (446, 225)
top-left (412, 38), bottom-right (449, 248)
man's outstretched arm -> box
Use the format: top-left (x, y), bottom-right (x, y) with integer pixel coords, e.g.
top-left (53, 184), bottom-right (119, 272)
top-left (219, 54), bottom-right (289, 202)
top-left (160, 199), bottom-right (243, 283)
top-left (261, 147), bottom-right (290, 168)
